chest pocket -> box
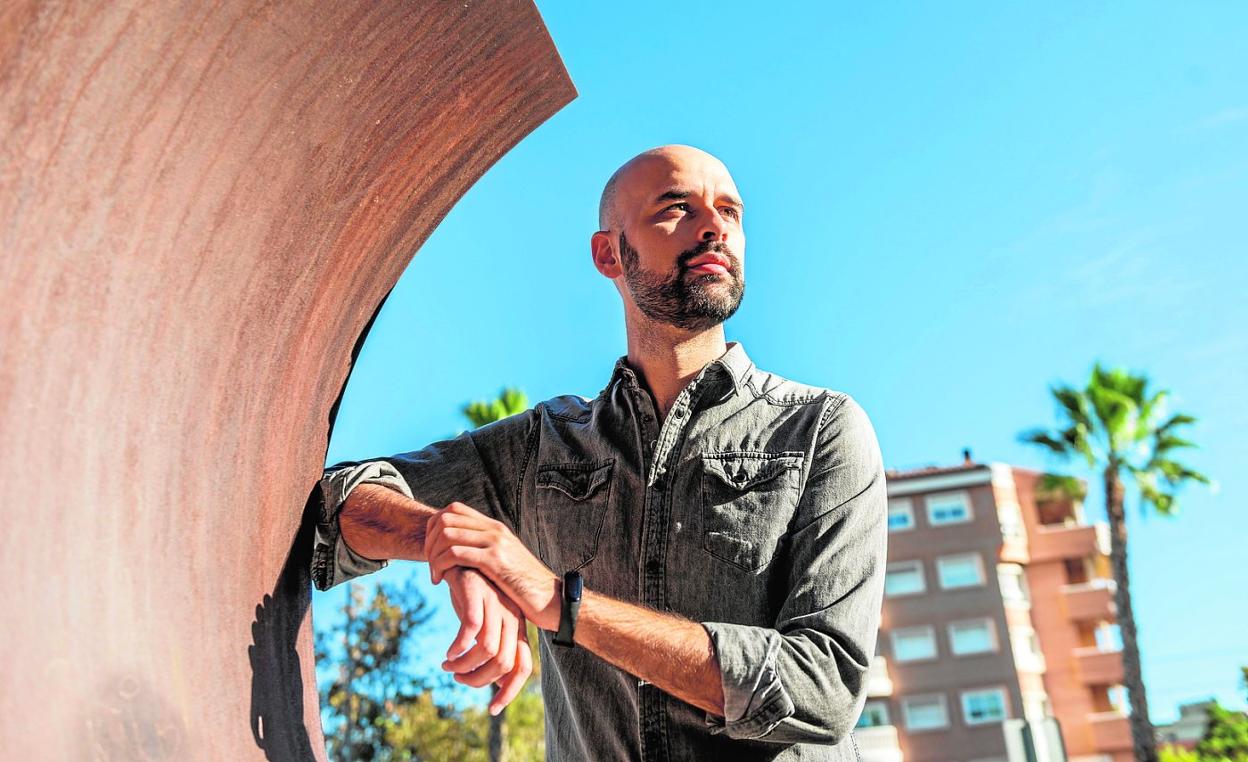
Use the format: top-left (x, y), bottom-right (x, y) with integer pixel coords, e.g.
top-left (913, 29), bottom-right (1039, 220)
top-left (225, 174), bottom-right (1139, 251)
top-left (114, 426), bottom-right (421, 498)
top-left (534, 459), bottom-right (614, 572)
top-left (700, 451), bottom-right (805, 571)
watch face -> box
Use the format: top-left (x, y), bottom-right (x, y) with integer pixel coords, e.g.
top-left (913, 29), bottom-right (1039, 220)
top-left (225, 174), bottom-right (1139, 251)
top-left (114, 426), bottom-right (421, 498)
top-left (564, 571), bottom-right (583, 600)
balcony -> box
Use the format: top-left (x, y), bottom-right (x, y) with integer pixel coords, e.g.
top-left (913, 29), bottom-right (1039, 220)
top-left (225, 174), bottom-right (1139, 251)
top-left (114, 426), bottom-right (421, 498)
top-left (1088, 711), bottom-right (1132, 752)
top-left (1062, 579), bottom-right (1117, 622)
top-left (866, 656), bottom-right (893, 697)
top-left (852, 725), bottom-right (904, 762)
top-left (1075, 646), bottom-right (1125, 686)
top-left (1029, 522), bottom-right (1105, 562)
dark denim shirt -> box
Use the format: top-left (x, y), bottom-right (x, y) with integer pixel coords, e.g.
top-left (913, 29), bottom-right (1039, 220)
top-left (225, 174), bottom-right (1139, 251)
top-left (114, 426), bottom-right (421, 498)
top-left (313, 341), bottom-right (887, 761)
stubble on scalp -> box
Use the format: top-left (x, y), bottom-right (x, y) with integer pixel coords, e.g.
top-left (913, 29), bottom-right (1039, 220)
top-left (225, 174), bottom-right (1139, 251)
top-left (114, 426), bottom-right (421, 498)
top-left (618, 231), bottom-right (744, 331)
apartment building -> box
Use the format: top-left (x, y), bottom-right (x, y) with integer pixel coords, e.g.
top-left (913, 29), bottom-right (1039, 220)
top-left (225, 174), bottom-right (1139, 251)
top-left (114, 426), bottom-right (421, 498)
top-left (852, 459), bottom-right (1133, 762)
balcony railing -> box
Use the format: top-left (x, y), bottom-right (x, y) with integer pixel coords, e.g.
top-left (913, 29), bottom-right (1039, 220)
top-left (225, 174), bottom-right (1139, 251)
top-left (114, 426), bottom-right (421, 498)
top-left (1030, 522), bottom-right (1104, 562)
top-left (852, 725), bottom-right (904, 762)
top-left (1062, 579), bottom-right (1117, 622)
top-left (1075, 645), bottom-right (1125, 686)
top-left (1088, 710), bottom-right (1132, 752)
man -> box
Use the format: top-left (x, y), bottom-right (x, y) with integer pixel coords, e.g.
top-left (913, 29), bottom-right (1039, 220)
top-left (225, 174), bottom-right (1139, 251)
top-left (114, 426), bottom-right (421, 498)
top-left (313, 145), bottom-right (887, 760)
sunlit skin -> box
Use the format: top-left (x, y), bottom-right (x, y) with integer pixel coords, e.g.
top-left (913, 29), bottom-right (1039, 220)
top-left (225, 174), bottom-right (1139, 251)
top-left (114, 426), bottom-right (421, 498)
top-left (422, 146), bottom-right (746, 718)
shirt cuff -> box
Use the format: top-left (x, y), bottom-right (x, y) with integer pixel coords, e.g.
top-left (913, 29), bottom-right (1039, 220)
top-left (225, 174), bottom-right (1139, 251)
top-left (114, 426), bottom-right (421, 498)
top-left (311, 460), bottom-right (413, 591)
top-left (701, 621), bottom-right (796, 740)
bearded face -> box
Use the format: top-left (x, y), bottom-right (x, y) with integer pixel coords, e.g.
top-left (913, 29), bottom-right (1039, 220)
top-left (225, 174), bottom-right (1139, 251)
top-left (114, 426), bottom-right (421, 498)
top-left (618, 231), bottom-right (744, 331)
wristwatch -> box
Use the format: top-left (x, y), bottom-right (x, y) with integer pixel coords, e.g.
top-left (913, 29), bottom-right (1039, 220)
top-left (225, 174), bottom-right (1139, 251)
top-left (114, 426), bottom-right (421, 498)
top-left (553, 570), bottom-right (583, 647)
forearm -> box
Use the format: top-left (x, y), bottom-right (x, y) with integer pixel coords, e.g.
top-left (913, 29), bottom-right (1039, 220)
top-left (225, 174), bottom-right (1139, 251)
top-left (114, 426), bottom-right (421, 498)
top-left (572, 589), bottom-right (725, 717)
top-left (339, 483), bottom-right (439, 562)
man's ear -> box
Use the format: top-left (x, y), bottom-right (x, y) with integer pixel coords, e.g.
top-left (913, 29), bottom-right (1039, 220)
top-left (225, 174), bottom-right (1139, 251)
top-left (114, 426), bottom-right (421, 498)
top-left (590, 230), bottom-right (622, 279)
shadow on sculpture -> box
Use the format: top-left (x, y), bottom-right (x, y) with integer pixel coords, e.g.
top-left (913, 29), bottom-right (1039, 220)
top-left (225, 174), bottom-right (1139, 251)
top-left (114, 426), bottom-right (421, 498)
top-left (249, 487), bottom-right (319, 762)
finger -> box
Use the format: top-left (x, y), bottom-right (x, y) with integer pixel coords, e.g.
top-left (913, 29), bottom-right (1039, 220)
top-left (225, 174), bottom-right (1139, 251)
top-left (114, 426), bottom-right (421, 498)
top-left (444, 590), bottom-right (504, 680)
top-left (447, 501), bottom-right (492, 522)
top-left (489, 619), bottom-right (533, 715)
top-left (426, 529), bottom-right (494, 584)
top-left (455, 611), bottom-right (518, 689)
top-left (491, 601), bottom-right (519, 692)
top-left (429, 545), bottom-right (484, 585)
top-left (445, 578), bottom-right (483, 660)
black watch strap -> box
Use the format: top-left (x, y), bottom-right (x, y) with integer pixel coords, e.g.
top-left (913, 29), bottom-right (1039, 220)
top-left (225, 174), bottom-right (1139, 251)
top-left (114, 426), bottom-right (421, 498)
top-left (553, 570), bottom-right (583, 647)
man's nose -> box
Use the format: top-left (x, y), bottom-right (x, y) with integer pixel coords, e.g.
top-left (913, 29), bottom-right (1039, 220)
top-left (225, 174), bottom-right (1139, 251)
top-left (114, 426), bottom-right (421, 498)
top-left (698, 207), bottom-right (731, 242)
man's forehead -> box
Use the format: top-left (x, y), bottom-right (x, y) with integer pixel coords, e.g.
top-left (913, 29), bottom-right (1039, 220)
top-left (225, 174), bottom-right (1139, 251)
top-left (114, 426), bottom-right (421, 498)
top-left (620, 151), bottom-right (739, 203)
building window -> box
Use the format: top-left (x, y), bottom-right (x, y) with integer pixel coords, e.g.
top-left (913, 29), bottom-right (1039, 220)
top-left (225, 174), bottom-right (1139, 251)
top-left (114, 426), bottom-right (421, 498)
top-left (997, 563), bottom-right (1031, 607)
top-left (888, 498), bottom-right (915, 532)
top-left (891, 625), bottom-right (938, 662)
top-left (961, 687), bottom-right (1009, 725)
top-left (948, 618), bottom-right (998, 656)
top-left (901, 693), bottom-right (949, 731)
top-left (937, 552), bottom-right (986, 589)
top-left (885, 560), bottom-right (925, 597)
top-left (857, 700), bottom-right (891, 728)
top-left (926, 491), bottom-right (973, 526)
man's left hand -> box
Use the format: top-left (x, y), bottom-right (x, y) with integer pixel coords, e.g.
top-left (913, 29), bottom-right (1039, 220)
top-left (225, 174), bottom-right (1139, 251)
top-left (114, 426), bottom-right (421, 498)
top-left (424, 502), bottom-right (562, 632)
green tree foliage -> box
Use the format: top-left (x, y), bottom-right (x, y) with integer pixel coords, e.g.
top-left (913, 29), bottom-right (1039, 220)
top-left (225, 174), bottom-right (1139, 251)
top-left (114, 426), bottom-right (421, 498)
top-left (1193, 702), bottom-right (1248, 761)
top-left (1161, 746), bottom-right (1203, 762)
top-left (1021, 363), bottom-right (1210, 762)
top-left (315, 579), bottom-right (438, 761)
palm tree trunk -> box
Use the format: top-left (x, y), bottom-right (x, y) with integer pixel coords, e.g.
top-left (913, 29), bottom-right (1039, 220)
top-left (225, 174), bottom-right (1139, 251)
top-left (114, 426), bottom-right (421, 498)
top-left (488, 684), bottom-right (508, 762)
top-left (1104, 465), bottom-right (1158, 762)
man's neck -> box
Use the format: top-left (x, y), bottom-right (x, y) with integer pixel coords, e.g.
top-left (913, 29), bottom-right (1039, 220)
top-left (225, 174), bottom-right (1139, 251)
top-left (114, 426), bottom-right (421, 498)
top-left (624, 320), bottom-right (727, 420)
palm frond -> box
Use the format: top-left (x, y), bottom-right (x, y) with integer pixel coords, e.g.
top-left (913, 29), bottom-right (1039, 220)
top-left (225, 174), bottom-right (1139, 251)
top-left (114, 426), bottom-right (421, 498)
top-left (1052, 385), bottom-right (1094, 430)
top-left (1155, 434), bottom-right (1197, 454)
top-left (1087, 381), bottom-right (1136, 454)
top-left (1133, 469), bottom-right (1176, 517)
top-left (1020, 429), bottom-right (1071, 456)
top-left (1150, 457), bottom-right (1211, 487)
top-left (1156, 413), bottom-right (1197, 434)
top-left (1135, 389), bottom-right (1169, 442)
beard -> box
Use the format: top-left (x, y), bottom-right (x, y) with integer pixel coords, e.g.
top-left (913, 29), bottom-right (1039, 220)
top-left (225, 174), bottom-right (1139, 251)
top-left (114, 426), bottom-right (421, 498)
top-left (618, 231), bottom-right (745, 331)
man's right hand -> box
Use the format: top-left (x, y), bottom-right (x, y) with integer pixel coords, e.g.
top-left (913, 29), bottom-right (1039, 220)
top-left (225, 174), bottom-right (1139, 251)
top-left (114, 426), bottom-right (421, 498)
top-left (441, 566), bottom-right (534, 715)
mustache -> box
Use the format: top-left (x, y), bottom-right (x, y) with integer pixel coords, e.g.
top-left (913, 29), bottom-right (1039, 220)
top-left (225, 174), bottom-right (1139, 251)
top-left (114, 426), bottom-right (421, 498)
top-left (678, 240), bottom-right (737, 270)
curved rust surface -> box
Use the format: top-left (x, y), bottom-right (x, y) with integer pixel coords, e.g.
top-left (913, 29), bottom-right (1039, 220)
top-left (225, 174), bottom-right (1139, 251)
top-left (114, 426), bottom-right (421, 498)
top-left (0, 1), bottom-right (574, 758)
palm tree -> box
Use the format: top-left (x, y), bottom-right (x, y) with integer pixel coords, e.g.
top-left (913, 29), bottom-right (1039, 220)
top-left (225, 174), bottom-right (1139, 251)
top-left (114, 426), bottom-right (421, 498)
top-left (462, 387), bottom-right (535, 762)
top-left (1021, 363), bottom-right (1209, 762)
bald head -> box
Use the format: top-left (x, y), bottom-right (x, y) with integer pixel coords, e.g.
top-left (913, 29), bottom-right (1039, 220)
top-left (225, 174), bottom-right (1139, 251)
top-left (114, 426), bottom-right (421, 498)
top-left (598, 145), bottom-right (736, 231)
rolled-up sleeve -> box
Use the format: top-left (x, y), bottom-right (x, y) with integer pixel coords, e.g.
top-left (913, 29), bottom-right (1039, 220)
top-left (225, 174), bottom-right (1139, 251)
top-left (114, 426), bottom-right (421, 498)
top-left (312, 460), bottom-right (411, 591)
top-left (311, 408), bottom-right (538, 592)
top-left (701, 394), bottom-right (888, 744)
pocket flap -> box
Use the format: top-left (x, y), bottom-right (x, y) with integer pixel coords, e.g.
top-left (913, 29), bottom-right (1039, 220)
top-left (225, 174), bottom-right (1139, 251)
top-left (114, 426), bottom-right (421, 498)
top-left (536, 460), bottom-right (614, 501)
top-left (702, 452), bottom-right (803, 491)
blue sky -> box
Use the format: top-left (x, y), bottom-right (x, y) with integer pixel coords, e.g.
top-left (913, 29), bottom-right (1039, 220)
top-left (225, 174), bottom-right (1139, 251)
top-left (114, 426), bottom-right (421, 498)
top-left (314, 2), bottom-right (1247, 722)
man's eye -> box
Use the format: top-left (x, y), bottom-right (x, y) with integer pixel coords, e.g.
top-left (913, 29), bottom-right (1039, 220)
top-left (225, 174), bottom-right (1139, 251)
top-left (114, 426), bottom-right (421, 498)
top-left (665, 203), bottom-right (689, 213)
top-left (721, 207), bottom-right (740, 219)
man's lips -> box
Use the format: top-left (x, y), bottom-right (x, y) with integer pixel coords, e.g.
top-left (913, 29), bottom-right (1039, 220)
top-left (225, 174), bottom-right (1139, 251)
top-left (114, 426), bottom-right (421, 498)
top-left (685, 252), bottom-right (732, 276)
top-left (687, 262), bottom-right (729, 276)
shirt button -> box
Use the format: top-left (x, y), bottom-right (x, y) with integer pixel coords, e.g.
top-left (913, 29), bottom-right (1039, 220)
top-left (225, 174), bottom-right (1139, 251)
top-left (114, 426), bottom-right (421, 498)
top-left (646, 560), bottom-right (661, 575)
top-left (673, 408), bottom-right (685, 418)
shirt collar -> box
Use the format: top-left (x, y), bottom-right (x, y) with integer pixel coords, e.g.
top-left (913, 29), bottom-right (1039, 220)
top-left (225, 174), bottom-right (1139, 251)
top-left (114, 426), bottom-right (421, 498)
top-left (608, 341), bottom-right (752, 400)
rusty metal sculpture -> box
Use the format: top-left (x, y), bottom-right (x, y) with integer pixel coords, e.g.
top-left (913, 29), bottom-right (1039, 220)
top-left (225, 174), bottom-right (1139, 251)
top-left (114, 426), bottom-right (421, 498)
top-left (0, 1), bottom-right (574, 758)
